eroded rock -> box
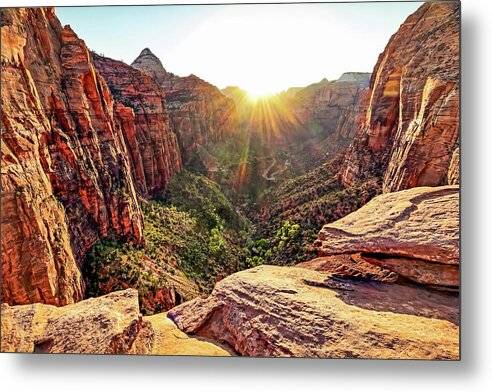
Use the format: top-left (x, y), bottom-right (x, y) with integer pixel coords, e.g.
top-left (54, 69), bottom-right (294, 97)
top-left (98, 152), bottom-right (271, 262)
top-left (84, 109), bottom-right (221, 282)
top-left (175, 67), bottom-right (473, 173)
top-left (288, 73), bottom-right (371, 157)
top-left (92, 53), bottom-right (182, 198)
top-left (339, 2), bottom-right (460, 192)
top-left (298, 254), bottom-right (398, 283)
top-left (1, 289), bottom-right (144, 353)
top-left (168, 266), bottom-right (459, 359)
top-left (1, 289), bottom-right (231, 356)
top-left (314, 186), bottom-right (459, 265)
top-left (131, 48), bottom-right (237, 161)
top-left (1, 7), bottom-right (143, 305)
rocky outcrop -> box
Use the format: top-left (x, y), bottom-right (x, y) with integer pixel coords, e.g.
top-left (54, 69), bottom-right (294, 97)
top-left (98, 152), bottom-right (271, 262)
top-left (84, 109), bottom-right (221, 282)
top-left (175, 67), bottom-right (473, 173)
top-left (298, 254), bottom-right (399, 283)
top-left (131, 48), bottom-right (237, 161)
top-left (315, 186), bottom-right (459, 263)
top-left (1, 289), bottom-right (144, 354)
top-left (218, 76), bottom-right (372, 192)
top-left (1, 289), bottom-right (231, 355)
top-left (447, 147), bottom-right (460, 185)
top-left (289, 72), bottom-right (370, 145)
top-left (274, 73), bottom-right (371, 164)
top-left (92, 53), bottom-right (181, 197)
top-left (314, 185), bottom-right (459, 288)
top-left (168, 265), bottom-right (459, 359)
top-left (1, 8), bottom-right (143, 305)
top-left (129, 47), bottom-right (168, 85)
top-left (339, 2), bottom-right (460, 192)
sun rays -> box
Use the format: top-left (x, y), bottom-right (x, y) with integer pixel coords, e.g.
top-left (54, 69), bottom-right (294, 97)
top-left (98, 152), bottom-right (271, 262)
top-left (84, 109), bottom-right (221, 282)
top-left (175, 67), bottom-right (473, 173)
top-left (231, 91), bottom-right (303, 191)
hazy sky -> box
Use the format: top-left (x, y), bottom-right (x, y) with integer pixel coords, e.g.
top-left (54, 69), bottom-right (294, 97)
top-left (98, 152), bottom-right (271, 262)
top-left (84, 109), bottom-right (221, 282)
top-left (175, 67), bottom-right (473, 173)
top-left (56, 2), bottom-right (423, 95)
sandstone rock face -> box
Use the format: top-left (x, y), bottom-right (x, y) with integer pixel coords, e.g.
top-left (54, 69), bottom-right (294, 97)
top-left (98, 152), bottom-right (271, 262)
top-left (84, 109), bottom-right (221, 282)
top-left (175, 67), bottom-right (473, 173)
top-left (168, 266), bottom-right (459, 359)
top-left (220, 75), bottom-right (370, 172)
top-left (289, 73), bottom-right (371, 151)
top-left (1, 8), bottom-right (143, 305)
top-left (315, 186), bottom-right (459, 263)
top-left (314, 186), bottom-right (459, 287)
top-left (1, 289), bottom-right (144, 354)
top-left (131, 48), bottom-right (237, 161)
top-left (129, 48), bottom-right (169, 85)
top-left (1, 289), bottom-right (231, 356)
top-left (227, 74), bottom-right (371, 163)
top-left (357, 254), bottom-right (459, 288)
top-left (447, 147), bottom-right (460, 185)
top-left (339, 2), bottom-right (460, 192)
top-left (92, 53), bottom-right (182, 197)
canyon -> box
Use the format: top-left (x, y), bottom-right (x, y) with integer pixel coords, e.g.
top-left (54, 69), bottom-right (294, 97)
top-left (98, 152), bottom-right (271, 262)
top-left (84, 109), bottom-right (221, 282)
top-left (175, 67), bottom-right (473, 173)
top-left (1, 2), bottom-right (460, 359)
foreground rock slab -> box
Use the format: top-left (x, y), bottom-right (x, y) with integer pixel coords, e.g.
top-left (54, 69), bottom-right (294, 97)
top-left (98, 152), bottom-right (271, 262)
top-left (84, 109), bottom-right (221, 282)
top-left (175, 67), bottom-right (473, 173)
top-left (168, 266), bottom-right (459, 359)
top-left (315, 186), bottom-right (459, 264)
top-left (1, 289), bottom-right (142, 354)
top-left (1, 289), bottom-right (230, 356)
top-left (132, 314), bottom-right (232, 356)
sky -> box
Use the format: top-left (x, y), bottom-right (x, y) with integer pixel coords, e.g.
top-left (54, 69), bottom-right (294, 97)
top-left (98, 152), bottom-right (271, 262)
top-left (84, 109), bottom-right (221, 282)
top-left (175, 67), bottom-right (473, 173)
top-left (56, 2), bottom-right (423, 96)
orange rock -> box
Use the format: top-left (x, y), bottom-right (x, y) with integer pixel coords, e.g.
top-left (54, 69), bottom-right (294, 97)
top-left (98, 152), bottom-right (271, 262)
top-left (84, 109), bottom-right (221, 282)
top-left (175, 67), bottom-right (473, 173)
top-left (288, 73), bottom-right (371, 158)
top-left (169, 266), bottom-right (459, 359)
top-left (359, 254), bottom-right (459, 288)
top-left (339, 2), bottom-right (460, 192)
top-left (314, 186), bottom-right (459, 265)
top-left (92, 53), bottom-right (182, 198)
top-left (297, 254), bottom-right (398, 283)
top-left (1, 289), bottom-right (145, 354)
top-left (1, 7), bottom-right (143, 305)
top-left (131, 48), bottom-right (237, 162)
top-left (1, 289), bottom-right (232, 356)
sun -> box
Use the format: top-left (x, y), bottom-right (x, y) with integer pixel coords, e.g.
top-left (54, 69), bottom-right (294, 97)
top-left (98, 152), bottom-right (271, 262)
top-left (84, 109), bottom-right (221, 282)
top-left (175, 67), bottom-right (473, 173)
top-left (245, 86), bottom-right (279, 102)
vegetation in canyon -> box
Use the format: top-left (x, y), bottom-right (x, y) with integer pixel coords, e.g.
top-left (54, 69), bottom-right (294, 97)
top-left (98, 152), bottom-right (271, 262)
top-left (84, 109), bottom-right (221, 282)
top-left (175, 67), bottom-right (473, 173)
top-left (84, 170), bottom-right (252, 314)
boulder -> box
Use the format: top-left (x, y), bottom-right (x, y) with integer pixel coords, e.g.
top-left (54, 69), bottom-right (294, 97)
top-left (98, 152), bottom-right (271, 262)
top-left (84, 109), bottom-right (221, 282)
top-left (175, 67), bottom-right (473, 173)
top-left (314, 186), bottom-right (459, 265)
top-left (168, 266), bottom-right (459, 359)
top-left (1, 289), bottom-right (144, 354)
top-left (1, 289), bottom-right (231, 356)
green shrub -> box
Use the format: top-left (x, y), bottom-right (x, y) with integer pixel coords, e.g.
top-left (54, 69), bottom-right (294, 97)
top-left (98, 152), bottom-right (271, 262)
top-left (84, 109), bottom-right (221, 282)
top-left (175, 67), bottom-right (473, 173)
top-left (84, 172), bottom-right (252, 312)
top-left (164, 170), bottom-right (249, 232)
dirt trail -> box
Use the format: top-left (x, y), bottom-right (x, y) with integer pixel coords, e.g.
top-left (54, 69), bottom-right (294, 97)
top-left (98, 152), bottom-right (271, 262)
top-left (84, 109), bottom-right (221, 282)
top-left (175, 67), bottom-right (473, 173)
top-left (262, 157), bottom-right (289, 182)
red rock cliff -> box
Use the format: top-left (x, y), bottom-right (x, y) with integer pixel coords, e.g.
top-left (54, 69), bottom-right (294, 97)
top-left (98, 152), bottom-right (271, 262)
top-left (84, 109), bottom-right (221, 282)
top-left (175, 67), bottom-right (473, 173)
top-left (131, 48), bottom-right (237, 161)
top-left (92, 53), bottom-right (182, 198)
top-left (339, 2), bottom-right (460, 192)
top-left (1, 8), bottom-right (144, 305)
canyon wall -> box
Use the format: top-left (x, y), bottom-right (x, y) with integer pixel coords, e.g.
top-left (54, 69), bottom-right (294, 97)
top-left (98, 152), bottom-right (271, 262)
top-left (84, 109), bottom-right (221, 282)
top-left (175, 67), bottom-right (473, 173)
top-left (92, 53), bottom-right (182, 198)
top-left (339, 1), bottom-right (460, 192)
top-left (1, 8), bottom-right (144, 305)
top-left (288, 72), bottom-right (371, 155)
top-left (131, 48), bottom-right (237, 161)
